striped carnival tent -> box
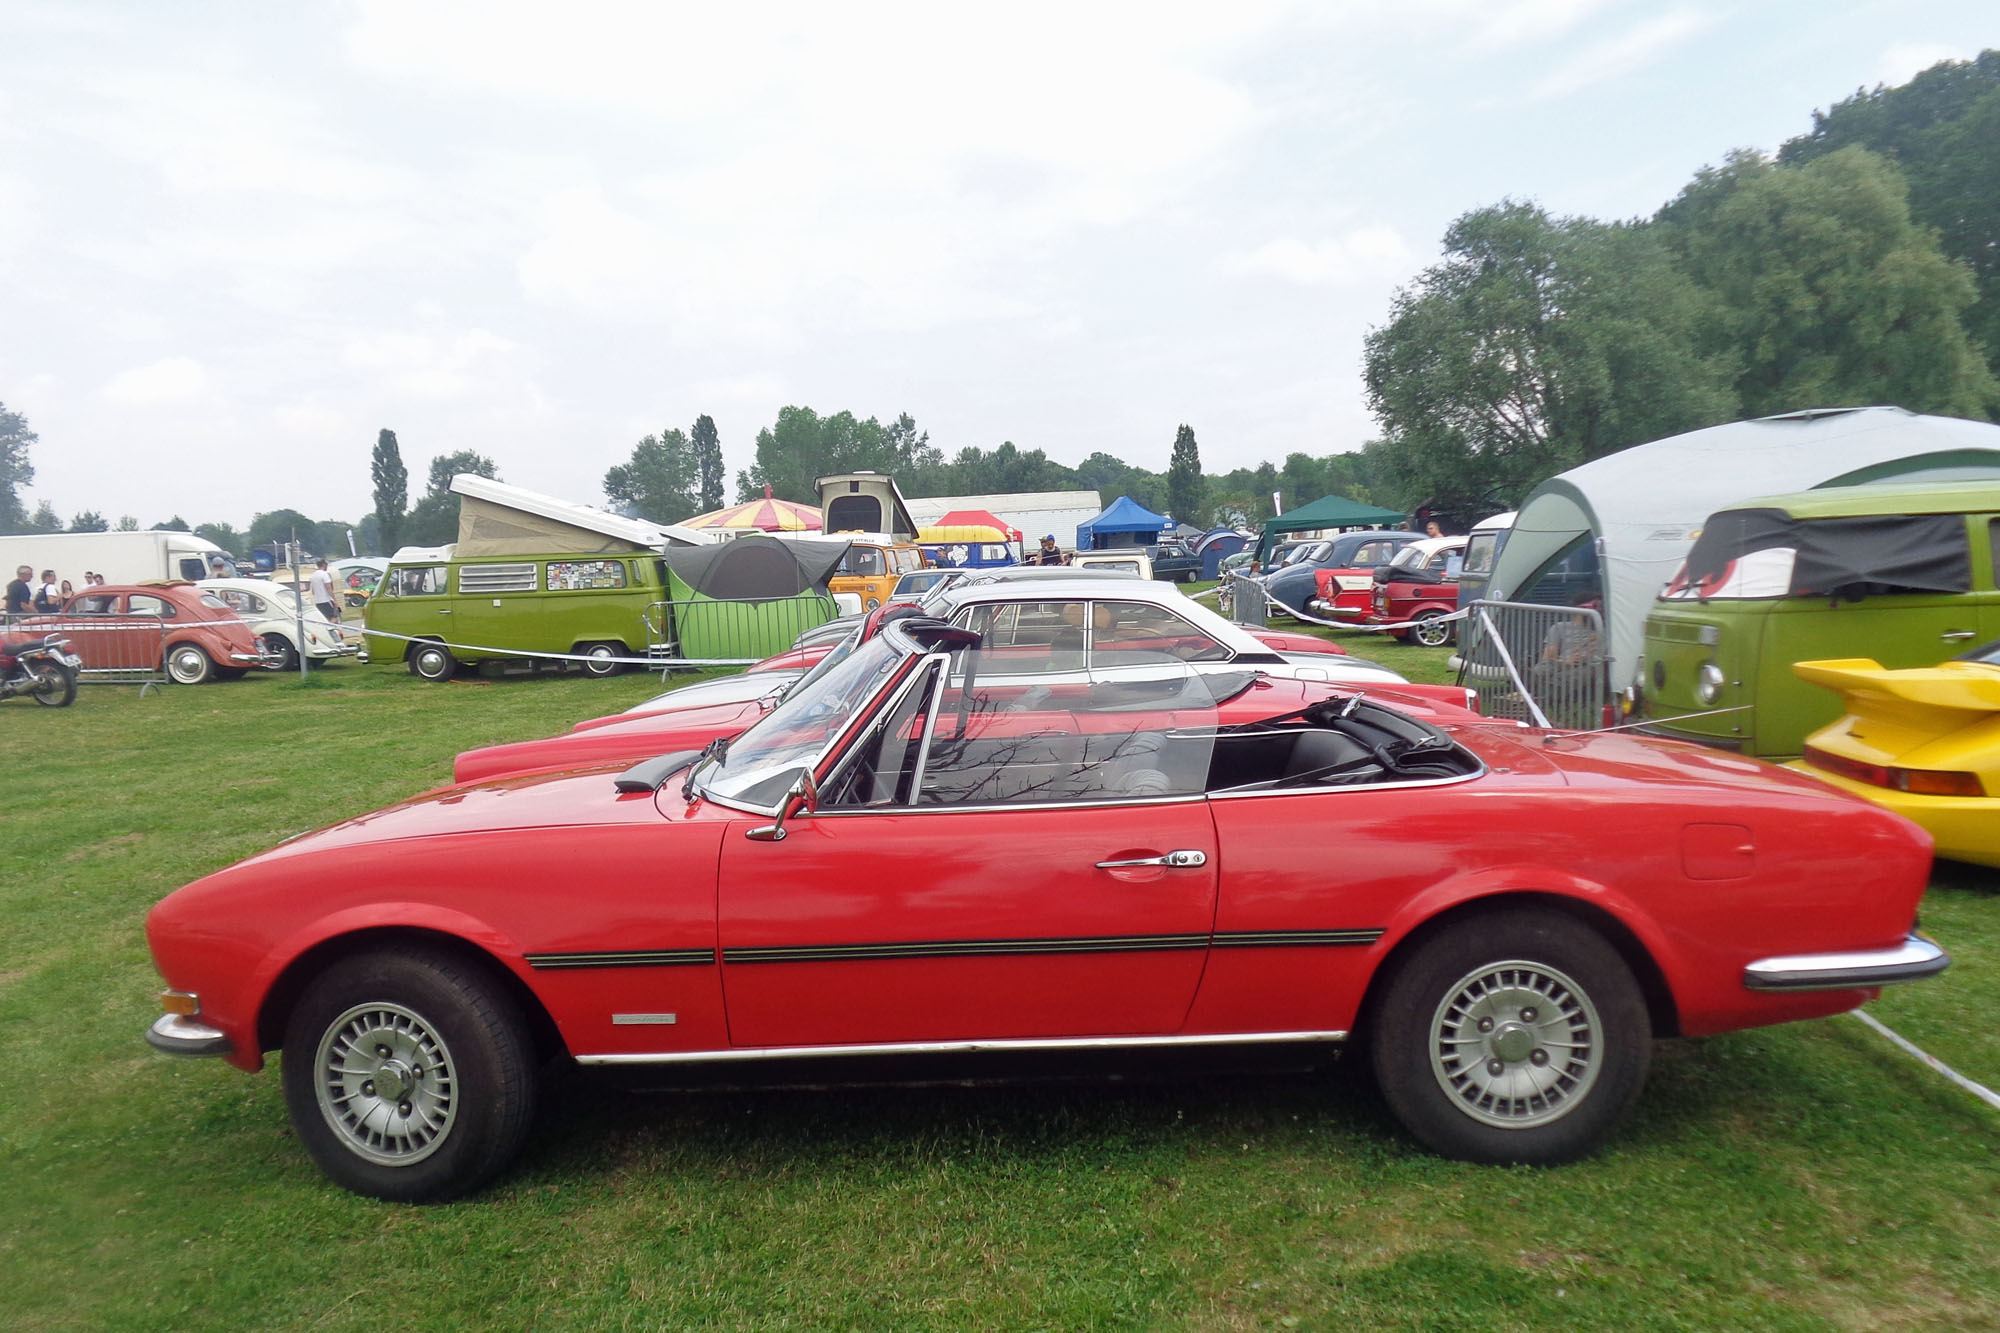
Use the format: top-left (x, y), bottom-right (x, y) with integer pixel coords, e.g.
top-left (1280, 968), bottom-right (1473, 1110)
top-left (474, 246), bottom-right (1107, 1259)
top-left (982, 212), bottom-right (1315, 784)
top-left (684, 486), bottom-right (823, 533)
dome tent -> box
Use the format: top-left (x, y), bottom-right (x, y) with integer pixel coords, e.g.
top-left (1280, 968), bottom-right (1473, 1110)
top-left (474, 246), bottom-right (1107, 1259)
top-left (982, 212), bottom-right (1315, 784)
top-left (1484, 406), bottom-right (2000, 691)
top-left (658, 533), bottom-right (852, 660)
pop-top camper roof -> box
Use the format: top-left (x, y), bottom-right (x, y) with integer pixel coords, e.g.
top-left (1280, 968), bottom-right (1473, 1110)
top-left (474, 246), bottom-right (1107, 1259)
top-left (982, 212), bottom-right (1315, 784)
top-left (448, 474), bottom-right (710, 556)
top-left (815, 471), bottom-right (918, 542)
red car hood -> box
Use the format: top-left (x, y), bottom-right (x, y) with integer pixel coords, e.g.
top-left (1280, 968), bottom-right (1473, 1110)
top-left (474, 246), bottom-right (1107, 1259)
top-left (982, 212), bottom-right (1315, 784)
top-left (453, 698), bottom-right (763, 784)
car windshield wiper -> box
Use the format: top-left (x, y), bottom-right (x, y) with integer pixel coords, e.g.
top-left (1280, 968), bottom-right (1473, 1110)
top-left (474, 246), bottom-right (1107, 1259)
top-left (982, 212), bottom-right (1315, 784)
top-left (682, 735), bottom-right (730, 801)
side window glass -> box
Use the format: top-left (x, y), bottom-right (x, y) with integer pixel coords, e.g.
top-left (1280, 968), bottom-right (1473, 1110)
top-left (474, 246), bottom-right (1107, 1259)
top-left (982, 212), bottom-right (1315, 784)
top-left (825, 661), bottom-right (942, 808)
top-left (953, 600), bottom-right (1087, 676)
top-left (392, 565), bottom-right (448, 597)
top-left (1089, 600), bottom-right (1230, 665)
top-left (459, 563), bottom-right (537, 594)
top-left (548, 560), bottom-right (627, 590)
top-left (128, 595), bottom-right (175, 619)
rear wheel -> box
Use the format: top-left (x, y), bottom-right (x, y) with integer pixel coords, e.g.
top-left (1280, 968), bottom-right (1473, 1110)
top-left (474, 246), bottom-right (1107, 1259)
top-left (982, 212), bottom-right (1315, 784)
top-left (579, 642), bottom-right (625, 677)
top-left (32, 664), bottom-right (76, 707)
top-left (1411, 611), bottom-right (1454, 647)
top-left (1370, 910), bottom-right (1650, 1165)
top-left (165, 642), bottom-right (214, 685)
top-left (261, 632), bottom-right (300, 671)
top-left (408, 641), bottom-right (456, 681)
top-left (281, 947), bottom-right (537, 1202)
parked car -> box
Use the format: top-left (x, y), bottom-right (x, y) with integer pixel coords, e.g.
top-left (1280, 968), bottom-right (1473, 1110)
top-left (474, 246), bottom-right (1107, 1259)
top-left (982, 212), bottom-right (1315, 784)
top-left (201, 578), bottom-right (361, 669)
top-left (1637, 481), bottom-right (2000, 758)
top-left (1369, 536), bottom-right (1468, 646)
top-left (451, 580), bottom-right (1429, 784)
top-left (31, 581), bottom-right (275, 683)
top-left (1787, 639), bottom-right (2000, 867)
top-left (144, 614), bottom-right (1947, 1201)
top-left (1265, 531), bottom-right (1422, 619)
top-left (1069, 549), bottom-right (1154, 579)
top-left (1147, 539), bottom-right (1202, 583)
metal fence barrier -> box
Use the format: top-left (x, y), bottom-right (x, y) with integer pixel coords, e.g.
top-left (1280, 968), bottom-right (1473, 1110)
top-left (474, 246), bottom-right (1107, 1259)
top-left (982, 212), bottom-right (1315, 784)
top-left (24, 616), bottom-right (170, 694)
top-left (1454, 598), bottom-right (1607, 730)
top-left (644, 593), bottom-right (842, 667)
top-left (1221, 573), bottom-right (1267, 628)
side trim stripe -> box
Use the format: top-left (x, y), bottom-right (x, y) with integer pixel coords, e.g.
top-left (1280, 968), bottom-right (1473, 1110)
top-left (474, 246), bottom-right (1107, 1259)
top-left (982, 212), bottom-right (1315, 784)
top-left (526, 949), bottom-right (716, 970)
top-left (1214, 929), bottom-right (1383, 948)
top-left (576, 1029), bottom-right (1350, 1066)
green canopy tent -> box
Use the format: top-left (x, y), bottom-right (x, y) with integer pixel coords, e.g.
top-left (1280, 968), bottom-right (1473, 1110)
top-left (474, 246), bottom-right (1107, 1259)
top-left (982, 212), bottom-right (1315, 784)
top-left (1255, 495), bottom-right (1409, 563)
top-left (660, 534), bottom-right (850, 662)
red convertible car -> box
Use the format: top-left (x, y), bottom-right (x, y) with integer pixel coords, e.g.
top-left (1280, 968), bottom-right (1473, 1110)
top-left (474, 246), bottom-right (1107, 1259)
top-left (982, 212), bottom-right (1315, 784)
top-left (144, 617), bottom-right (1948, 1201)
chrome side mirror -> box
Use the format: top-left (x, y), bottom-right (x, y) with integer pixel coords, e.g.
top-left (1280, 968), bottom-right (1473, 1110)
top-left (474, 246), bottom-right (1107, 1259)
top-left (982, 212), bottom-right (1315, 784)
top-left (745, 770), bottom-right (819, 842)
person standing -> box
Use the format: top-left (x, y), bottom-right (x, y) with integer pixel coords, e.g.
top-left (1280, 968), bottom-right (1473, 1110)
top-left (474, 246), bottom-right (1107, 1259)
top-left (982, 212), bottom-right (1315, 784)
top-left (307, 558), bottom-right (341, 623)
top-left (34, 569), bottom-right (59, 612)
top-left (5, 565), bottom-right (31, 618)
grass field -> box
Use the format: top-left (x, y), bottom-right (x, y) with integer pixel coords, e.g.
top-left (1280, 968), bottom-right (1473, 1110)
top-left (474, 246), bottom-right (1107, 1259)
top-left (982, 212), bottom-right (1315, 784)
top-left (4, 643), bottom-right (1998, 1331)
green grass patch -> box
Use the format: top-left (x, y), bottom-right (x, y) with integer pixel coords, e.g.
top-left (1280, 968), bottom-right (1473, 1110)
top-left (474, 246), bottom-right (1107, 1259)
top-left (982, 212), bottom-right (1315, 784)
top-left (2, 658), bottom-right (1996, 1329)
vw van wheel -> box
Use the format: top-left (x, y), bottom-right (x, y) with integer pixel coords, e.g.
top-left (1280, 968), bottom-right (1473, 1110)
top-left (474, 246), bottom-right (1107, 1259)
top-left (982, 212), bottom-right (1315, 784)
top-left (260, 633), bottom-right (299, 671)
top-left (1412, 612), bottom-right (1454, 648)
top-left (281, 947), bottom-right (536, 1202)
top-left (32, 664), bottom-right (76, 707)
top-left (165, 643), bottom-right (214, 685)
top-left (580, 642), bottom-right (624, 677)
top-left (409, 643), bottom-right (456, 682)
top-left (1371, 910), bottom-right (1649, 1165)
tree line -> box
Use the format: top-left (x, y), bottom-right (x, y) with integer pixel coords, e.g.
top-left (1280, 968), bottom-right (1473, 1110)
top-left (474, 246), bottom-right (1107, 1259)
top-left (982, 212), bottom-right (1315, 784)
top-left (6, 52), bottom-right (1996, 546)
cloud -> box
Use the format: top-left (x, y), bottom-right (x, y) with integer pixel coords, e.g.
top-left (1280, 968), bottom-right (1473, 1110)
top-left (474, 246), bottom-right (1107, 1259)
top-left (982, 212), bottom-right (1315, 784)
top-left (1528, 8), bottom-right (1717, 102)
top-left (342, 327), bottom-right (523, 399)
top-left (101, 356), bottom-right (208, 406)
top-left (1221, 227), bottom-right (1414, 286)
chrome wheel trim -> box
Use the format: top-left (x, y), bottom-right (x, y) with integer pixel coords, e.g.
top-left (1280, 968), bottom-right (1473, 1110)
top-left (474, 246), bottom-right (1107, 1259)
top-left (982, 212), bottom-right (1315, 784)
top-left (313, 1000), bottom-right (458, 1166)
top-left (412, 645), bottom-right (451, 679)
top-left (166, 645), bottom-right (209, 683)
top-left (582, 644), bottom-right (618, 676)
top-left (1428, 958), bottom-right (1601, 1129)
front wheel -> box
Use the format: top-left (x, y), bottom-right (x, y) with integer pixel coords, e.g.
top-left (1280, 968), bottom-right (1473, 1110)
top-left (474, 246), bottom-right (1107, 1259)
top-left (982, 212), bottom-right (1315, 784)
top-left (1411, 611), bottom-right (1454, 648)
top-left (164, 642), bottom-right (214, 685)
top-left (1370, 910), bottom-right (1650, 1166)
top-left (32, 664), bottom-right (77, 706)
top-left (281, 947), bottom-right (537, 1202)
top-left (408, 641), bottom-right (456, 681)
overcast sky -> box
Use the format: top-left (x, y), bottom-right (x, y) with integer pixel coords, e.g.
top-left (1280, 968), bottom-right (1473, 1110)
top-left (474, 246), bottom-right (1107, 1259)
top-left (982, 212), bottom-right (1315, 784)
top-left (1, 1), bottom-right (1991, 531)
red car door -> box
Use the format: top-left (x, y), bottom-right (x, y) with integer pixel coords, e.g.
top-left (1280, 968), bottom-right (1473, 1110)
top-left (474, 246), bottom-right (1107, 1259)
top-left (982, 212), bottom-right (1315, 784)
top-left (716, 800), bottom-right (1219, 1048)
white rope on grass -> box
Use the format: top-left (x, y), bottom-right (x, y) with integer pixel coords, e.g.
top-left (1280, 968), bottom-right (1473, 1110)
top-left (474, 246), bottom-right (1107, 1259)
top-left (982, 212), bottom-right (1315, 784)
top-left (1851, 1008), bottom-right (2000, 1114)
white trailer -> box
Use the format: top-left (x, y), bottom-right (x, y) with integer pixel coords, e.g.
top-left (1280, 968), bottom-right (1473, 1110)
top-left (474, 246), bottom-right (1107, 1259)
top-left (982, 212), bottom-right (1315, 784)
top-left (0, 530), bottom-right (234, 587)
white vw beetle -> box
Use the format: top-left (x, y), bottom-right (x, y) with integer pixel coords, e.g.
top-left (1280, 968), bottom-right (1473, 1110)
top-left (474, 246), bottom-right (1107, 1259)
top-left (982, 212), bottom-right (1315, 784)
top-left (200, 578), bottom-right (361, 670)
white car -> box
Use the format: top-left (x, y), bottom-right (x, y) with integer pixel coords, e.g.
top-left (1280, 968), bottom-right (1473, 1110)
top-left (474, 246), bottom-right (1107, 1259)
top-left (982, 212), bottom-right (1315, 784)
top-left (200, 579), bottom-right (361, 669)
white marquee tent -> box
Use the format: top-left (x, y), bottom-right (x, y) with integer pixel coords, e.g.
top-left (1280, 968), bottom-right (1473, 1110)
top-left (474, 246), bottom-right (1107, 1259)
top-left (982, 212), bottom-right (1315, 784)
top-left (1485, 406), bottom-right (2000, 688)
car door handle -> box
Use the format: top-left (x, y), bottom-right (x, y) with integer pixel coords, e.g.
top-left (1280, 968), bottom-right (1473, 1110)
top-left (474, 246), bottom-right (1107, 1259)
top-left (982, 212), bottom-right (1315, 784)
top-left (1096, 850), bottom-right (1207, 869)
top-left (1941, 629), bottom-right (1977, 640)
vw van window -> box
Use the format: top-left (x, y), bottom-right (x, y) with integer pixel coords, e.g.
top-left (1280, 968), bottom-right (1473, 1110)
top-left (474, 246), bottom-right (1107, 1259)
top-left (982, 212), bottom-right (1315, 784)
top-left (392, 565), bottom-right (448, 596)
top-left (548, 559), bottom-right (628, 591)
top-left (1673, 511), bottom-right (1971, 603)
top-left (1463, 531), bottom-right (1501, 577)
top-left (844, 547), bottom-right (885, 577)
top-left (825, 494), bottom-right (884, 533)
top-left (459, 563), bottom-right (538, 594)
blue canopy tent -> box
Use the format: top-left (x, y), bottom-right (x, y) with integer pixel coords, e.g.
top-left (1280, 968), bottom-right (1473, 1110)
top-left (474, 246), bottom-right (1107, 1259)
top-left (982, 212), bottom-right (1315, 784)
top-left (1075, 495), bottom-right (1169, 550)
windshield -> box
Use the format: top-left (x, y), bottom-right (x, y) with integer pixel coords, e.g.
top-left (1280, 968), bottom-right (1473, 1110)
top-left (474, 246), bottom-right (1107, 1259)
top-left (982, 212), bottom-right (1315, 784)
top-left (1387, 545), bottom-right (1427, 574)
top-left (696, 633), bottom-right (909, 809)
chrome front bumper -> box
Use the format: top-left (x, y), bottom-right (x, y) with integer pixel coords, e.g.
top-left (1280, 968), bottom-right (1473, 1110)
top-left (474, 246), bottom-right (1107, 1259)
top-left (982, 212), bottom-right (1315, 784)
top-left (145, 1013), bottom-right (234, 1057)
top-left (1743, 935), bottom-right (1949, 992)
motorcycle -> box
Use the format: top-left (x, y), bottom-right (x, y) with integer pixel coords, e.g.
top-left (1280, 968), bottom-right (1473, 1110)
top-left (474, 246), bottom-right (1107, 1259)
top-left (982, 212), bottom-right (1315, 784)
top-left (0, 632), bottom-right (81, 707)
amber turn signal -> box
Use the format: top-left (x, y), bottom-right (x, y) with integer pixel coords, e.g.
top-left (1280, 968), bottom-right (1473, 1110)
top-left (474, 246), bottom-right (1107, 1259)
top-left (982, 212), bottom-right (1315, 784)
top-left (159, 989), bottom-right (200, 1016)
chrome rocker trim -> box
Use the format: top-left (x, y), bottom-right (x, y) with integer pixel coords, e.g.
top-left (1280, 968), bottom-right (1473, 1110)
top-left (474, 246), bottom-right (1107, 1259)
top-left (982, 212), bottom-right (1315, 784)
top-left (1742, 935), bottom-right (1949, 992)
top-left (576, 1028), bottom-right (1348, 1067)
top-left (145, 1013), bottom-right (234, 1057)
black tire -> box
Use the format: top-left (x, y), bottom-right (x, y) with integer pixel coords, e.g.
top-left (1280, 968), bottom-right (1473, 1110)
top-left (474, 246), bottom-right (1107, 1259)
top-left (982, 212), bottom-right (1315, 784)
top-left (31, 664), bottom-right (76, 707)
top-left (261, 632), bottom-right (300, 671)
top-left (164, 642), bottom-right (214, 685)
top-left (408, 641), bottom-right (456, 682)
top-left (578, 642), bottom-right (625, 677)
top-left (281, 947), bottom-right (537, 1202)
top-left (1411, 612), bottom-right (1454, 648)
top-left (1370, 910), bottom-right (1650, 1166)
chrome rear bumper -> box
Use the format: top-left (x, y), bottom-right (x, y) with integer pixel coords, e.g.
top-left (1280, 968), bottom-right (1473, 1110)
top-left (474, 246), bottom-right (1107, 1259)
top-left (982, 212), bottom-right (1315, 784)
top-left (1743, 935), bottom-right (1949, 991)
top-left (145, 1013), bottom-right (233, 1057)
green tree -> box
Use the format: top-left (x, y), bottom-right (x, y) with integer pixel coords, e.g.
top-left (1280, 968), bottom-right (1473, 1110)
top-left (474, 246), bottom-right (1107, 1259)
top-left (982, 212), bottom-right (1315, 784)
top-left (115, 515), bottom-right (139, 531)
top-left (1166, 424), bottom-right (1205, 526)
top-left (0, 400), bottom-right (36, 533)
top-left (1658, 145), bottom-right (1998, 418)
top-left (249, 509), bottom-right (320, 553)
top-left (194, 521), bottom-right (244, 553)
top-left (371, 429), bottom-right (409, 554)
top-left (1780, 51), bottom-right (2000, 375)
top-left (691, 414), bottom-right (725, 512)
top-left (404, 451), bottom-right (499, 546)
top-left (737, 408), bottom-right (938, 503)
top-left (153, 515), bottom-right (191, 531)
top-left (604, 428), bottom-right (699, 526)
top-left (23, 501), bottom-right (60, 533)
top-left (1364, 201), bottom-right (1737, 510)
top-left (68, 511), bottom-right (109, 533)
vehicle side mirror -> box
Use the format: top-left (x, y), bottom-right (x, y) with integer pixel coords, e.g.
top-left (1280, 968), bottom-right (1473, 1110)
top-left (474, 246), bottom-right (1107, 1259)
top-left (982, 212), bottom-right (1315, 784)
top-left (745, 770), bottom-right (819, 842)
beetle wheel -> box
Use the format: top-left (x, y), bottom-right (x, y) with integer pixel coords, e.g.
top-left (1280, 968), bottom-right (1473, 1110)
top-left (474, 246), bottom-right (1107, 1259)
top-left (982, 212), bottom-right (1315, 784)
top-left (165, 642), bottom-right (214, 685)
top-left (260, 633), bottom-right (300, 671)
top-left (1370, 910), bottom-right (1650, 1165)
top-left (281, 947), bottom-right (536, 1202)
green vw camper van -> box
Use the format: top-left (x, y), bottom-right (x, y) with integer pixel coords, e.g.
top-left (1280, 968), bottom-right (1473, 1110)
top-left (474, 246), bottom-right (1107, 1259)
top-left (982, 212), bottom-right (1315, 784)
top-left (1636, 482), bottom-right (2000, 758)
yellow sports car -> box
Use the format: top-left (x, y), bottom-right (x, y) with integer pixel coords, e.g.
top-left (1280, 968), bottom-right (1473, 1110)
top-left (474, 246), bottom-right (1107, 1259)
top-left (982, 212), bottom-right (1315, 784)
top-left (1789, 641), bottom-right (2000, 869)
